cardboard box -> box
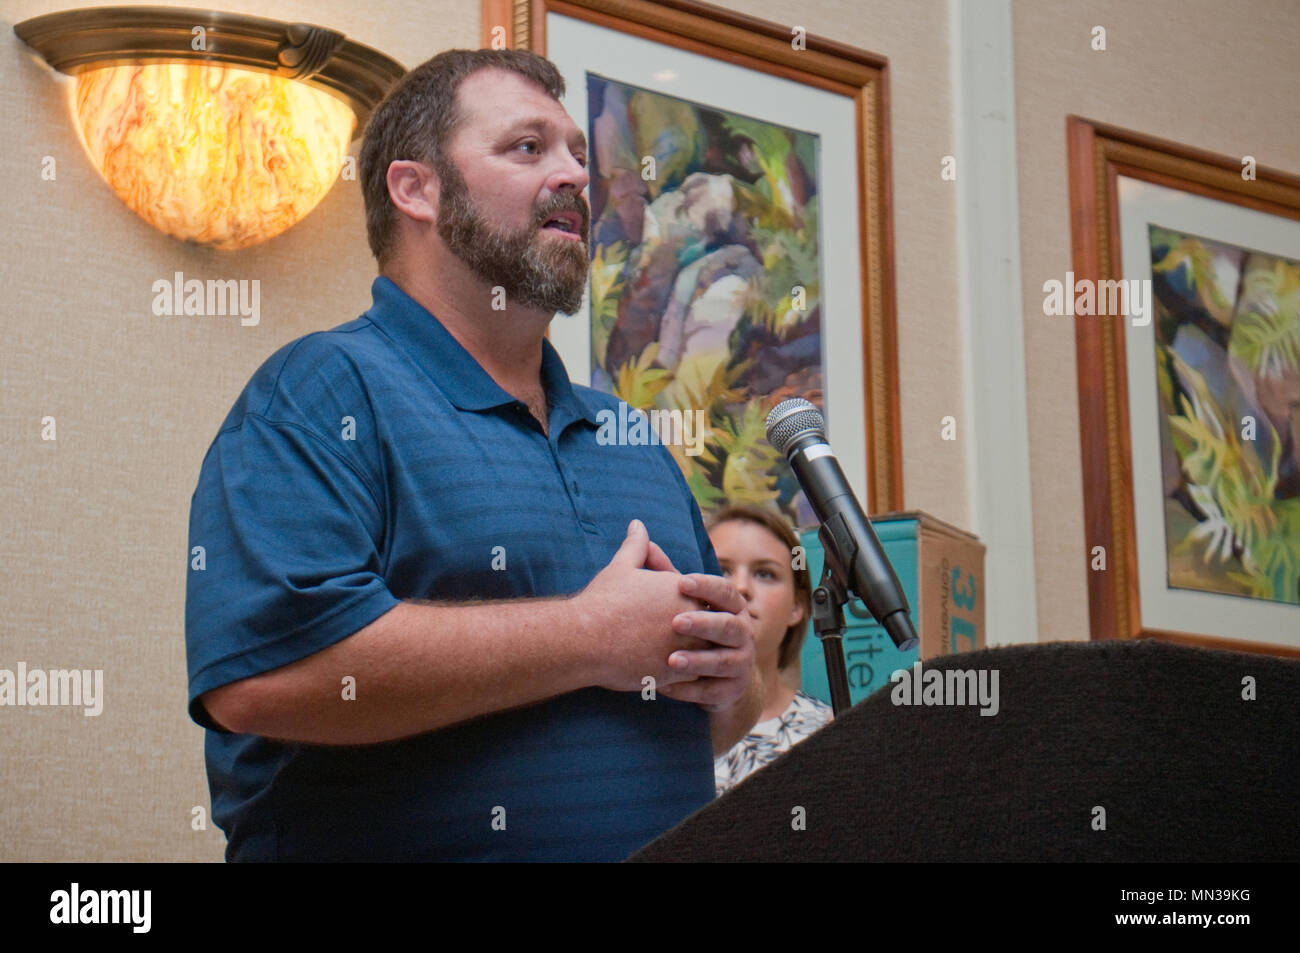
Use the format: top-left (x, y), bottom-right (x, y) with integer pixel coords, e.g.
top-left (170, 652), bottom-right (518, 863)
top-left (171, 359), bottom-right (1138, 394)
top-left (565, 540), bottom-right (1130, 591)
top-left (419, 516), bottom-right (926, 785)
top-left (795, 510), bottom-right (985, 707)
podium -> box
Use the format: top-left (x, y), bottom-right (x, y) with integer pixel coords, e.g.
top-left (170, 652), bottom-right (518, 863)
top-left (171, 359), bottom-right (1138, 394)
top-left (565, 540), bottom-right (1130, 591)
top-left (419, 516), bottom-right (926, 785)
top-left (628, 639), bottom-right (1299, 862)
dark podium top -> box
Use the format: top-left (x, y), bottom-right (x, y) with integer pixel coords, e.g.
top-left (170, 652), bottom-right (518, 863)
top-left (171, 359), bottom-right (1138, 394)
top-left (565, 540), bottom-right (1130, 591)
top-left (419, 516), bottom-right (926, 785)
top-left (630, 639), bottom-right (1298, 862)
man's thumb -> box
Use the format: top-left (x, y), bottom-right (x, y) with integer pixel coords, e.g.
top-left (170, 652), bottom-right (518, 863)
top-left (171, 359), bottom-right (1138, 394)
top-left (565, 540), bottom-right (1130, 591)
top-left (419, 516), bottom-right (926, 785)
top-left (610, 519), bottom-right (649, 567)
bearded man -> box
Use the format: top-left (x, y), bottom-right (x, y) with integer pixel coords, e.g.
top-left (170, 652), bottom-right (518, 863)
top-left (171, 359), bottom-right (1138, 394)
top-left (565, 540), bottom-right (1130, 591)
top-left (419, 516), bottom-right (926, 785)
top-left (184, 48), bottom-right (761, 862)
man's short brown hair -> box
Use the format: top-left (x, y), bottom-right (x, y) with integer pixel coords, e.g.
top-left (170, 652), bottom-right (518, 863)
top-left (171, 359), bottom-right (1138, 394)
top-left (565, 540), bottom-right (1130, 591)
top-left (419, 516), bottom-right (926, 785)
top-left (358, 49), bottom-right (567, 268)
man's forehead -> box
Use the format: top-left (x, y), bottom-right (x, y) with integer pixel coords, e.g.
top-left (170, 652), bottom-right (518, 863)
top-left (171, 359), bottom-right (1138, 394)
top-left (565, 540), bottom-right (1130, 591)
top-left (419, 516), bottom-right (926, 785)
top-left (455, 69), bottom-right (584, 144)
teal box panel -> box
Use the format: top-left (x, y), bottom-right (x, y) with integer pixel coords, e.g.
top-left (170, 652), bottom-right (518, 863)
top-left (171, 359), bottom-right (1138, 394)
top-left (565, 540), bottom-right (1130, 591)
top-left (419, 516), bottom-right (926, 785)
top-left (796, 519), bottom-right (919, 707)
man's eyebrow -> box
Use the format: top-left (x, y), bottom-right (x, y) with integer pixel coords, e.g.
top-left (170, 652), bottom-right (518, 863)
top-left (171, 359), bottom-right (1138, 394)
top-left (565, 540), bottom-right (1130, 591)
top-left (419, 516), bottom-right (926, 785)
top-left (502, 118), bottom-right (587, 152)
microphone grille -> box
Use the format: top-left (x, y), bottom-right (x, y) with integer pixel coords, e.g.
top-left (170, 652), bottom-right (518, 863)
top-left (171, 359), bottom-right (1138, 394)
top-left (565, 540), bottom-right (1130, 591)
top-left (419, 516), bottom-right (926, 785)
top-left (765, 397), bottom-right (825, 455)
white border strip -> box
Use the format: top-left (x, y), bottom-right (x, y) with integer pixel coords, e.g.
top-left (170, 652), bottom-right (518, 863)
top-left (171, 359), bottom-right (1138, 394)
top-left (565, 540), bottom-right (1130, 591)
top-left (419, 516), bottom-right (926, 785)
top-left (950, 0), bottom-right (1039, 646)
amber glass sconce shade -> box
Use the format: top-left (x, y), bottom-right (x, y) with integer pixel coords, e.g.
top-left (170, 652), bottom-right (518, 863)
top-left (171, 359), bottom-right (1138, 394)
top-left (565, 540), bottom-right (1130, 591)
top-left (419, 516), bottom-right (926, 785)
top-left (16, 6), bottom-right (406, 249)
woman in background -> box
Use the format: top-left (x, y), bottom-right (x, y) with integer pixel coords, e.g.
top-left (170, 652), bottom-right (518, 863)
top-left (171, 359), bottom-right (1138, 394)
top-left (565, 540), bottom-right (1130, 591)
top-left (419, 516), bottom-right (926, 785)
top-left (708, 505), bottom-right (833, 796)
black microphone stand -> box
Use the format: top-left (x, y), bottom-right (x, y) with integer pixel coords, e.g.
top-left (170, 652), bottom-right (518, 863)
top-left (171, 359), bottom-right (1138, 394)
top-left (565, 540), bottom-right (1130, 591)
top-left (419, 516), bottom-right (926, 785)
top-left (811, 526), bottom-right (855, 716)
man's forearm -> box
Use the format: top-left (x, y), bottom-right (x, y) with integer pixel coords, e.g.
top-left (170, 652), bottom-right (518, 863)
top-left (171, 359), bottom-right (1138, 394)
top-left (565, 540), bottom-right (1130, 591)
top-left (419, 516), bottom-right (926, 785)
top-left (708, 665), bottom-right (764, 756)
top-left (202, 597), bottom-right (603, 745)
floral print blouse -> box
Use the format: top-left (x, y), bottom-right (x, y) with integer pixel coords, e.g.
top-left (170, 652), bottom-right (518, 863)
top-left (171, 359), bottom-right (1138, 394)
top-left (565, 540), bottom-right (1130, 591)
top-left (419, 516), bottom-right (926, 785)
top-left (714, 690), bottom-right (834, 796)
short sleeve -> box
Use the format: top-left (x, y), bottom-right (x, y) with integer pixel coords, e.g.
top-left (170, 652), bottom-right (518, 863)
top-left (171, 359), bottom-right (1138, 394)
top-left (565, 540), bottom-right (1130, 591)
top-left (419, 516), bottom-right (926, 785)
top-left (185, 414), bottom-right (401, 730)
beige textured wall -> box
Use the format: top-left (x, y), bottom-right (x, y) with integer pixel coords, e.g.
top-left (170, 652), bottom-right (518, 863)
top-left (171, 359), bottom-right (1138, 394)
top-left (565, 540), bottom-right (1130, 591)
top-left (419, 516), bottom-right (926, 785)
top-left (1011, 0), bottom-right (1300, 643)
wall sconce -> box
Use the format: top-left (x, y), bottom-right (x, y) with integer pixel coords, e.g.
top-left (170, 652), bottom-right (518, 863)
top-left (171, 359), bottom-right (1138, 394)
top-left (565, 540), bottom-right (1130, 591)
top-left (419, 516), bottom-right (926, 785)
top-left (16, 6), bottom-right (406, 250)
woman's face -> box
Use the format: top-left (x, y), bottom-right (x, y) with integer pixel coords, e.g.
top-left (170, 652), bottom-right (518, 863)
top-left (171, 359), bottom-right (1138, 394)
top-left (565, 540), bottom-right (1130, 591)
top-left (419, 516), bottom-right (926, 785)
top-left (708, 519), bottom-right (806, 670)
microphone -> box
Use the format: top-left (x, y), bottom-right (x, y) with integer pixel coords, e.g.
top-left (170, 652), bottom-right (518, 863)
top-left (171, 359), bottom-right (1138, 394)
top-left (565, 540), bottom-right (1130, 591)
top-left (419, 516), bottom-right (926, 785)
top-left (766, 398), bottom-right (918, 652)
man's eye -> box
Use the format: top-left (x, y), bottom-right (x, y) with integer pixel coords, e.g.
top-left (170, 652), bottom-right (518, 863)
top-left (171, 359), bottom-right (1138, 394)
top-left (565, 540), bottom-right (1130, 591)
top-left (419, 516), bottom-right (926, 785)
top-left (574, 154), bottom-right (588, 168)
top-left (516, 140), bottom-right (540, 155)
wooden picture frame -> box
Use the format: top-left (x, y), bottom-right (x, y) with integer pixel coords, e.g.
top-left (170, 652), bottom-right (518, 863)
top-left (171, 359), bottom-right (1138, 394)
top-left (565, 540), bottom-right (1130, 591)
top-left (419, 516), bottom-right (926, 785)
top-left (482, 0), bottom-right (903, 514)
top-left (1068, 116), bottom-right (1300, 657)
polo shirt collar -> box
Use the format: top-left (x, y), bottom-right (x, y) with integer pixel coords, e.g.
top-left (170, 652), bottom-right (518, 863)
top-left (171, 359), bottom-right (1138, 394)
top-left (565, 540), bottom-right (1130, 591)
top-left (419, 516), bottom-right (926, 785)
top-left (366, 276), bottom-right (600, 427)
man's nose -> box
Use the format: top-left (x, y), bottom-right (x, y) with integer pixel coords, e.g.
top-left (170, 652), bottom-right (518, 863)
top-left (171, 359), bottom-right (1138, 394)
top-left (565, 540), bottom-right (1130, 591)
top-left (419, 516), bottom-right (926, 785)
top-left (549, 152), bottom-right (589, 196)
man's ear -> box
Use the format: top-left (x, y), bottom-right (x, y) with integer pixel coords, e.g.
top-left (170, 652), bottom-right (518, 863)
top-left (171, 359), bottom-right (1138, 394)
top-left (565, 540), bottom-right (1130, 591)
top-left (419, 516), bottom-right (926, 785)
top-left (385, 160), bottom-right (437, 224)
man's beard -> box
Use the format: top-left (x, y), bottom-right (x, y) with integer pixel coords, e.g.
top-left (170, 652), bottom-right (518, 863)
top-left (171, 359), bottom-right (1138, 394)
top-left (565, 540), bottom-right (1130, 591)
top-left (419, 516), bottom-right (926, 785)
top-left (434, 156), bottom-right (590, 316)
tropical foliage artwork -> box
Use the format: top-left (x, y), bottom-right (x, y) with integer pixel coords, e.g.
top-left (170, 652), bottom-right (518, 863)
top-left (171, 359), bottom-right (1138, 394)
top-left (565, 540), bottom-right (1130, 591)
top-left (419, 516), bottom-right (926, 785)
top-left (1150, 224), bottom-right (1300, 604)
top-left (585, 74), bottom-right (824, 527)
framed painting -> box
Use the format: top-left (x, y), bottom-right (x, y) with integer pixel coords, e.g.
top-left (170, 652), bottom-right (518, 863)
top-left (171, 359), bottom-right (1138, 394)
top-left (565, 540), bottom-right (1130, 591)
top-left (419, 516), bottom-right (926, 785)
top-left (482, 0), bottom-right (903, 524)
top-left (1068, 116), bottom-right (1300, 656)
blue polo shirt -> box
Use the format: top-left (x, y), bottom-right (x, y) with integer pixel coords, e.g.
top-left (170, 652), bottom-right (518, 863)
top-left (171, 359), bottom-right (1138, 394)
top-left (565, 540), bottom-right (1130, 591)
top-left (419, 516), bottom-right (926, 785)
top-left (185, 276), bottom-right (718, 861)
